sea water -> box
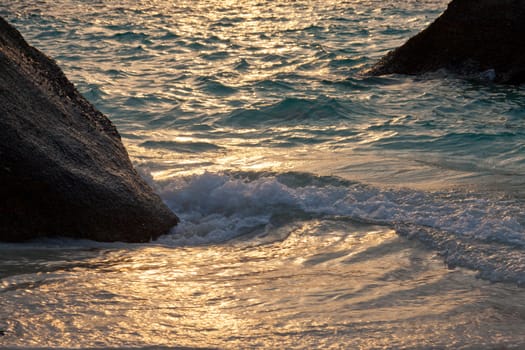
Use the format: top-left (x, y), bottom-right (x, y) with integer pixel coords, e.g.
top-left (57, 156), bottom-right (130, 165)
top-left (1, 0), bottom-right (525, 348)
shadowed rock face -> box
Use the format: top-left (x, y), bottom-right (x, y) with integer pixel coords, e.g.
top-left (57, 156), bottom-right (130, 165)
top-left (367, 0), bottom-right (525, 84)
top-left (0, 16), bottom-right (179, 242)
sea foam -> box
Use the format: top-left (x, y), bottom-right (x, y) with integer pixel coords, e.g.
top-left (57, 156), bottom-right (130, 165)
top-left (153, 170), bottom-right (525, 283)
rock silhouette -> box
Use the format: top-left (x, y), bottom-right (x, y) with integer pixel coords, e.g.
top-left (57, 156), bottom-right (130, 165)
top-left (367, 0), bottom-right (525, 84)
top-left (0, 16), bottom-right (179, 242)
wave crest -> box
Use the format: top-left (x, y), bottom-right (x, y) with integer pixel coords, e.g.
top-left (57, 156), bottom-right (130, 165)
top-left (151, 170), bottom-right (525, 283)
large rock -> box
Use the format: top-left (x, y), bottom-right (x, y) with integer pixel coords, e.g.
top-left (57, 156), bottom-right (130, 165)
top-left (367, 0), bottom-right (525, 84)
top-left (0, 16), bottom-right (178, 242)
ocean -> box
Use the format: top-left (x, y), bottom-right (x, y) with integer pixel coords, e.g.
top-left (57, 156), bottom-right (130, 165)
top-left (1, 0), bottom-right (525, 348)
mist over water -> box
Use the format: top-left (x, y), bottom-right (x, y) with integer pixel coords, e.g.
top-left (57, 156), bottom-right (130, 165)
top-left (1, 0), bottom-right (525, 348)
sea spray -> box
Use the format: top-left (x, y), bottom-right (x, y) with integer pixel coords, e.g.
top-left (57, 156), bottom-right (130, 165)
top-left (151, 170), bottom-right (525, 284)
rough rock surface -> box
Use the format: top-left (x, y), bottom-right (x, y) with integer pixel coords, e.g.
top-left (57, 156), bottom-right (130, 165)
top-left (0, 16), bottom-right (179, 242)
top-left (366, 0), bottom-right (525, 84)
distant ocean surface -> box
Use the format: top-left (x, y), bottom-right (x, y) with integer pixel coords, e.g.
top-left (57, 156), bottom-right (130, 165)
top-left (1, 0), bottom-right (525, 348)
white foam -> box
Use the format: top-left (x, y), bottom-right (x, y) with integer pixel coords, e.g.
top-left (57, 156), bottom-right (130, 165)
top-left (151, 171), bottom-right (525, 283)
top-left (155, 171), bottom-right (525, 248)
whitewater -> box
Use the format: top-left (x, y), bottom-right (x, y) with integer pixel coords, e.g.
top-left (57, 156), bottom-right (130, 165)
top-left (1, 0), bottom-right (525, 348)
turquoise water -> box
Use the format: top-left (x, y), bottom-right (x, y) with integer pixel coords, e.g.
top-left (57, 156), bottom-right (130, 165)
top-left (1, 1), bottom-right (525, 348)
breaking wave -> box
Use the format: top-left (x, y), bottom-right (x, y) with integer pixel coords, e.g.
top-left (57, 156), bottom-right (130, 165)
top-left (153, 171), bottom-right (525, 284)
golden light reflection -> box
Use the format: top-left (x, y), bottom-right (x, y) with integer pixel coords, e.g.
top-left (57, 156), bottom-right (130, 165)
top-left (357, 130), bottom-right (398, 144)
top-left (123, 124), bottom-right (465, 191)
top-left (4, 0), bottom-right (524, 348)
top-left (4, 221), bottom-right (515, 348)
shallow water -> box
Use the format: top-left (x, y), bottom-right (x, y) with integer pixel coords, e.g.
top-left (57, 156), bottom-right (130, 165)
top-left (2, 228), bottom-right (525, 349)
top-left (1, 0), bottom-right (525, 348)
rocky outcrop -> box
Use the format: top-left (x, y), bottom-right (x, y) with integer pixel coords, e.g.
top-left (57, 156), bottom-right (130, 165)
top-left (0, 16), bottom-right (179, 242)
top-left (366, 0), bottom-right (525, 84)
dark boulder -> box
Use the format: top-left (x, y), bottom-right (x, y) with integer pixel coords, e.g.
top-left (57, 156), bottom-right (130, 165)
top-left (0, 16), bottom-right (179, 242)
top-left (366, 0), bottom-right (525, 84)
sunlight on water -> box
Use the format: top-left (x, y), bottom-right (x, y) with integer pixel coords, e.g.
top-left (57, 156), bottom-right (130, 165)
top-left (2, 223), bottom-right (525, 348)
top-left (8, 0), bottom-right (515, 193)
top-left (1, 0), bottom-right (525, 348)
